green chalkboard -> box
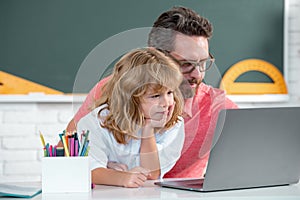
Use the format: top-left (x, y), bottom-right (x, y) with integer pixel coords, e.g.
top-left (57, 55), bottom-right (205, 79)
top-left (0, 0), bottom-right (285, 93)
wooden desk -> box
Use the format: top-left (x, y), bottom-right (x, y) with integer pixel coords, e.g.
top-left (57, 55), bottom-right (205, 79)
top-left (7, 180), bottom-right (300, 200)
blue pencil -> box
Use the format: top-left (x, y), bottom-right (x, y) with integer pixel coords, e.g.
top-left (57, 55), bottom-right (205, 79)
top-left (80, 140), bottom-right (89, 156)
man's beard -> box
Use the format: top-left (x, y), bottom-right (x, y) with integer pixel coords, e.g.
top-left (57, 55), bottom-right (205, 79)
top-left (179, 78), bottom-right (201, 99)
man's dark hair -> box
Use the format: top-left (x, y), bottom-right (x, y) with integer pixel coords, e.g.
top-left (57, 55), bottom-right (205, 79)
top-left (148, 6), bottom-right (213, 52)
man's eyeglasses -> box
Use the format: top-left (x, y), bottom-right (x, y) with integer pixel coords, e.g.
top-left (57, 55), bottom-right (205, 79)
top-left (168, 52), bottom-right (215, 74)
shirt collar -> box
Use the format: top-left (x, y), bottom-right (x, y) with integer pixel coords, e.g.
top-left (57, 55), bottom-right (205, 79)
top-left (183, 97), bottom-right (193, 118)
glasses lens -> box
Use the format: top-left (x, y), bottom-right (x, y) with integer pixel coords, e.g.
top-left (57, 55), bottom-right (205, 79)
top-left (202, 60), bottom-right (212, 72)
top-left (180, 60), bottom-right (212, 74)
top-left (171, 53), bottom-right (214, 74)
top-left (199, 61), bottom-right (207, 72)
top-left (180, 63), bottom-right (193, 73)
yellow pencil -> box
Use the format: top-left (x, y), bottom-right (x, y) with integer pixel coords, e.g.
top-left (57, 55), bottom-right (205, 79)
top-left (62, 135), bottom-right (70, 157)
top-left (39, 131), bottom-right (46, 148)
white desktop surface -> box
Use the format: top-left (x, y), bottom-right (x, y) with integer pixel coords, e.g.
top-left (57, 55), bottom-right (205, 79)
top-left (3, 179), bottom-right (300, 200)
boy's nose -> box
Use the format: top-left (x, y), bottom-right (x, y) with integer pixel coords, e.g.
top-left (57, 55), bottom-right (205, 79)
top-left (160, 95), bottom-right (169, 107)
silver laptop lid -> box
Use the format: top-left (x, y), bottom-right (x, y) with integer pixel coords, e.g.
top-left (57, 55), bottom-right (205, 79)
top-left (203, 107), bottom-right (300, 191)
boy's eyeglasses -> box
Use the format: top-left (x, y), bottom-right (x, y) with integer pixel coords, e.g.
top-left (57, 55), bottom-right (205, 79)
top-left (167, 52), bottom-right (215, 74)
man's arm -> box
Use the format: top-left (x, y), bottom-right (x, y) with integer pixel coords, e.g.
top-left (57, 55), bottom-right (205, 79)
top-left (225, 96), bottom-right (239, 109)
top-left (65, 76), bottom-right (111, 133)
top-left (65, 118), bottom-right (76, 133)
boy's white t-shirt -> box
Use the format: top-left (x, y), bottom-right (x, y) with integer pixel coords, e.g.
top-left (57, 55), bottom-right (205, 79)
top-left (77, 105), bottom-right (185, 177)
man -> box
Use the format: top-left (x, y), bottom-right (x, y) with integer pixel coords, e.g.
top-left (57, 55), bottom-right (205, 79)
top-left (66, 6), bottom-right (238, 178)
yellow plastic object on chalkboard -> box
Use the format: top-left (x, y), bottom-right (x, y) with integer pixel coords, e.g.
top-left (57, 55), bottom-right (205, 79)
top-left (0, 71), bottom-right (63, 94)
top-left (220, 59), bottom-right (288, 94)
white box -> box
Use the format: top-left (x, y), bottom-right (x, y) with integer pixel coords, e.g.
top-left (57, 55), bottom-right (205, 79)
top-left (42, 157), bottom-right (91, 193)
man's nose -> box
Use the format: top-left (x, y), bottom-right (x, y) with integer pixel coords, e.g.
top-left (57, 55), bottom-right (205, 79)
top-left (190, 65), bottom-right (202, 79)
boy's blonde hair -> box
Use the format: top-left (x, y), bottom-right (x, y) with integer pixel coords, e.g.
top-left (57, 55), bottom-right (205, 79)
top-left (95, 48), bottom-right (183, 144)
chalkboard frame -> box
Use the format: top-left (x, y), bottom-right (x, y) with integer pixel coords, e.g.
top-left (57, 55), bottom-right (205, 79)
top-left (0, 0), bottom-right (288, 95)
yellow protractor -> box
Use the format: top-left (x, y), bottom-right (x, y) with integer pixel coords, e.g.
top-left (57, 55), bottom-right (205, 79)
top-left (220, 59), bottom-right (288, 94)
top-left (0, 70), bottom-right (63, 94)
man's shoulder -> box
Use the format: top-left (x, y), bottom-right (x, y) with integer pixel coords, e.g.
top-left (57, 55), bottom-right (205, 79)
top-left (196, 83), bottom-right (238, 108)
top-left (78, 104), bottom-right (107, 123)
top-left (197, 83), bottom-right (225, 96)
top-left (97, 76), bottom-right (111, 87)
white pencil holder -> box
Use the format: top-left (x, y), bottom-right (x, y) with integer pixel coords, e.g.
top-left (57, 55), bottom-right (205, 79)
top-left (42, 157), bottom-right (91, 193)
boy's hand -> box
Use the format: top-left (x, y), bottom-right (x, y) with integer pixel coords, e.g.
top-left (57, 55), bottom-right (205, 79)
top-left (121, 172), bottom-right (148, 188)
top-left (107, 162), bottom-right (128, 171)
top-left (146, 102), bottom-right (175, 128)
top-left (120, 167), bottom-right (151, 188)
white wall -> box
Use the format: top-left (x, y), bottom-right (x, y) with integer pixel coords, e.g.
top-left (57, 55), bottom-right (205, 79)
top-left (288, 0), bottom-right (300, 101)
top-left (0, 102), bottom-right (82, 182)
top-left (0, 0), bottom-right (300, 182)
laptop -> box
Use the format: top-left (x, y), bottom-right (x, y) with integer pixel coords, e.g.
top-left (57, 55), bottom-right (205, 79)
top-left (155, 107), bottom-right (300, 192)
